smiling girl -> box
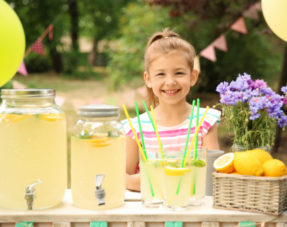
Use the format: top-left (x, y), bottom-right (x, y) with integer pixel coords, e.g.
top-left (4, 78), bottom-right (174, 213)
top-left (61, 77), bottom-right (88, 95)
top-left (122, 28), bottom-right (221, 191)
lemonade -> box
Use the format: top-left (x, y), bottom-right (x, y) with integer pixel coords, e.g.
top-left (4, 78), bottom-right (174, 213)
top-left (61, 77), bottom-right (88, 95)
top-left (140, 159), bottom-right (165, 207)
top-left (71, 135), bottom-right (125, 209)
top-left (189, 148), bottom-right (207, 205)
top-left (190, 159), bottom-right (207, 200)
top-left (0, 113), bottom-right (67, 210)
top-left (163, 161), bottom-right (192, 208)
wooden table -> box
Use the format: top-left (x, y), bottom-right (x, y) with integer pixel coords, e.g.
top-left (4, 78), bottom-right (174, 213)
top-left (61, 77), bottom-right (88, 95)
top-left (0, 190), bottom-right (286, 227)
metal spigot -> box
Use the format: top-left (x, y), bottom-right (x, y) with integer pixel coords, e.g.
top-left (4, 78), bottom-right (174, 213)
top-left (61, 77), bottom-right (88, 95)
top-left (94, 174), bottom-right (105, 206)
top-left (24, 179), bottom-right (42, 210)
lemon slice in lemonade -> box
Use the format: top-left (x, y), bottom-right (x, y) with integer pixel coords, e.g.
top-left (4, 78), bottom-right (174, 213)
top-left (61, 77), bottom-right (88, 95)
top-left (40, 113), bottom-right (64, 122)
top-left (164, 166), bottom-right (190, 176)
top-left (0, 114), bottom-right (31, 123)
top-left (213, 152), bottom-right (235, 173)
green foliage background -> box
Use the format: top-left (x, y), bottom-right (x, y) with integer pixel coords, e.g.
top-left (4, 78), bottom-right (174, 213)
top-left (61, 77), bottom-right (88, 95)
top-left (2, 0), bottom-right (285, 92)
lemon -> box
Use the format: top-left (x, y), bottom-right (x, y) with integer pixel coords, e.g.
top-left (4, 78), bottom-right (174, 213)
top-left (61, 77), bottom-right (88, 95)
top-left (40, 113), bottom-right (64, 122)
top-left (262, 159), bottom-right (287, 177)
top-left (86, 137), bottom-right (110, 147)
top-left (248, 149), bottom-right (272, 164)
top-left (213, 152), bottom-right (235, 173)
top-left (0, 114), bottom-right (30, 123)
top-left (234, 151), bottom-right (264, 176)
top-left (164, 166), bottom-right (190, 176)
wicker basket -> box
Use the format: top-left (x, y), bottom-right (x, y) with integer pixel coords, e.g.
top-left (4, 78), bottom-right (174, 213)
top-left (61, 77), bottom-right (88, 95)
top-left (212, 172), bottom-right (287, 215)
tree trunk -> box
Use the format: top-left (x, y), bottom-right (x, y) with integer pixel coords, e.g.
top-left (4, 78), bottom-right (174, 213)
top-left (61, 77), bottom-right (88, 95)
top-left (272, 43), bottom-right (287, 154)
top-left (68, 0), bottom-right (79, 52)
top-left (88, 38), bottom-right (98, 66)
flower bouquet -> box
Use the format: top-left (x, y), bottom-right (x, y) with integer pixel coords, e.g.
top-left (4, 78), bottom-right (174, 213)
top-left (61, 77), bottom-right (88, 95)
top-left (216, 73), bottom-right (287, 151)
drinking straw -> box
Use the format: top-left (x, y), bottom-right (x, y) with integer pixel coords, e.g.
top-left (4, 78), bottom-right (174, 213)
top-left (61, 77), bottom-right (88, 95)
top-left (176, 106), bottom-right (209, 195)
top-left (142, 100), bottom-right (164, 159)
top-left (150, 105), bottom-right (164, 159)
top-left (122, 104), bottom-right (147, 161)
top-left (182, 100), bottom-right (196, 168)
top-left (135, 101), bottom-right (147, 160)
top-left (194, 98), bottom-right (200, 160)
top-left (122, 104), bottom-right (154, 197)
top-left (175, 100), bottom-right (195, 195)
top-left (192, 99), bottom-right (200, 195)
top-left (182, 106), bottom-right (210, 167)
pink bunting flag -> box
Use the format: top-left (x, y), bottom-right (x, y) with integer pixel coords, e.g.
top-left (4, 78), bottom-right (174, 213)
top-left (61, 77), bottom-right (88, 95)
top-left (48, 24), bottom-right (53, 40)
top-left (212, 35), bottom-right (228, 52)
top-left (30, 39), bottom-right (45, 56)
top-left (243, 3), bottom-right (260, 20)
top-left (17, 60), bottom-right (28, 76)
top-left (200, 44), bottom-right (216, 62)
top-left (230, 17), bottom-right (248, 34)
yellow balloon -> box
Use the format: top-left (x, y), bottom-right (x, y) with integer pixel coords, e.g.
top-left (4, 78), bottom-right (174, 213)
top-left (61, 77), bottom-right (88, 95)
top-left (0, 0), bottom-right (25, 87)
top-left (262, 0), bottom-right (287, 42)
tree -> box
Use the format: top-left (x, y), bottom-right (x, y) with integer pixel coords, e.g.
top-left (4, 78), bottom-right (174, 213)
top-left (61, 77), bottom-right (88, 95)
top-left (106, 0), bottom-right (284, 91)
top-left (79, 0), bottom-right (132, 66)
top-left (11, 0), bottom-right (68, 73)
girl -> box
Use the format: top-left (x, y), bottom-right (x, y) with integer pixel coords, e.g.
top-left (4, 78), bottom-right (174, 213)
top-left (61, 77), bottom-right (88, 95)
top-left (122, 28), bottom-right (221, 191)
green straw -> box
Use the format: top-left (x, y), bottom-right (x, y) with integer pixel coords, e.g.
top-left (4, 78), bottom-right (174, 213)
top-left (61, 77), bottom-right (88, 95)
top-left (194, 98), bottom-right (200, 160)
top-left (135, 101), bottom-right (147, 160)
top-left (134, 102), bottom-right (155, 197)
top-left (142, 100), bottom-right (164, 158)
top-left (181, 100), bottom-right (196, 168)
top-left (176, 100), bottom-right (195, 195)
top-left (192, 98), bottom-right (200, 195)
top-left (122, 104), bottom-right (154, 196)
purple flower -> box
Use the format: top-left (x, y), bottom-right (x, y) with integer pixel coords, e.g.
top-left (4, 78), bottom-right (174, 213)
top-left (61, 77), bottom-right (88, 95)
top-left (216, 82), bottom-right (229, 94)
top-left (253, 79), bottom-right (267, 89)
top-left (281, 86), bottom-right (287, 94)
top-left (229, 74), bottom-right (250, 91)
top-left (216, 73), bottom-right (287, 128)
top-left (278, 115), bottom-right (287, 127)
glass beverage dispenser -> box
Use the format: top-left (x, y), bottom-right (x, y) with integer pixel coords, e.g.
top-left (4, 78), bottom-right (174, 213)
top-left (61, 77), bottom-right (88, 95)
top-left (71, 104), bottom-right (125, 210)
top-left (0, 89), bottom-right (67, 210)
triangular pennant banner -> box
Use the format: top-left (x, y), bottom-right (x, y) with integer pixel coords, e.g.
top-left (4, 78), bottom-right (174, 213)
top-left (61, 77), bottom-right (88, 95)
top-left (17, 60), bottom-right (28, 76)
top-left (230, 17), bottom-right (248, 34)
top-left (30, 39), bottom-right (45, 56)
top-left (243, 3), bottom-right (260, 20)
top-left (200, 45), bottom-right (216, 62)
top-left (212, 35), bottom-right (228, 52)
top-left (48, 24), bottom-right (53, 40)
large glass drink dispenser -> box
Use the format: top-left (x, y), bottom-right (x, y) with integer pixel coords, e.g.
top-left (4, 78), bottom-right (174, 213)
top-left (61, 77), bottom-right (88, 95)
top-left (0, 89), bottom-right (67, 210)
top-left (71, 104), bottom-right (125, 210)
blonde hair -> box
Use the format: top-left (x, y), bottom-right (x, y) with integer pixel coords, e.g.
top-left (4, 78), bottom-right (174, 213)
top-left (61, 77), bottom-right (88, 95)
top-left (144, 28), bottom-right (196, 107)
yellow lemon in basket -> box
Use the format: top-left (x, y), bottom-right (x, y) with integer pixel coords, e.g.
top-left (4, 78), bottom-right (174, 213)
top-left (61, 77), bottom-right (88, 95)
top-left (262, 159), bottom-right (287, 177)
top-left (213, 152), bottom-right (235, 173)
top-left (248, 149), bottom-right (272, 164)
top-left (234, 151), bottom-right (264, 176)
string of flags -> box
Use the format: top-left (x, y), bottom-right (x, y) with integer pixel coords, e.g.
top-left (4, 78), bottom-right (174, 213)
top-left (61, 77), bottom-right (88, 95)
top-left (17, 24), bottom-right (53, 76)
top-left (17, 2), bottom-right (261, 76)
top-left (198, 2), bottom-right (261, 65)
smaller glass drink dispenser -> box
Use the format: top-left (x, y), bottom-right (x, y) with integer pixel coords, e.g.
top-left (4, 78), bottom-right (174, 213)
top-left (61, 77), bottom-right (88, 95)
top-left (71, 104), bottom-right (126, 209)
top-left (0, 89), bottom-right (67, 210)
